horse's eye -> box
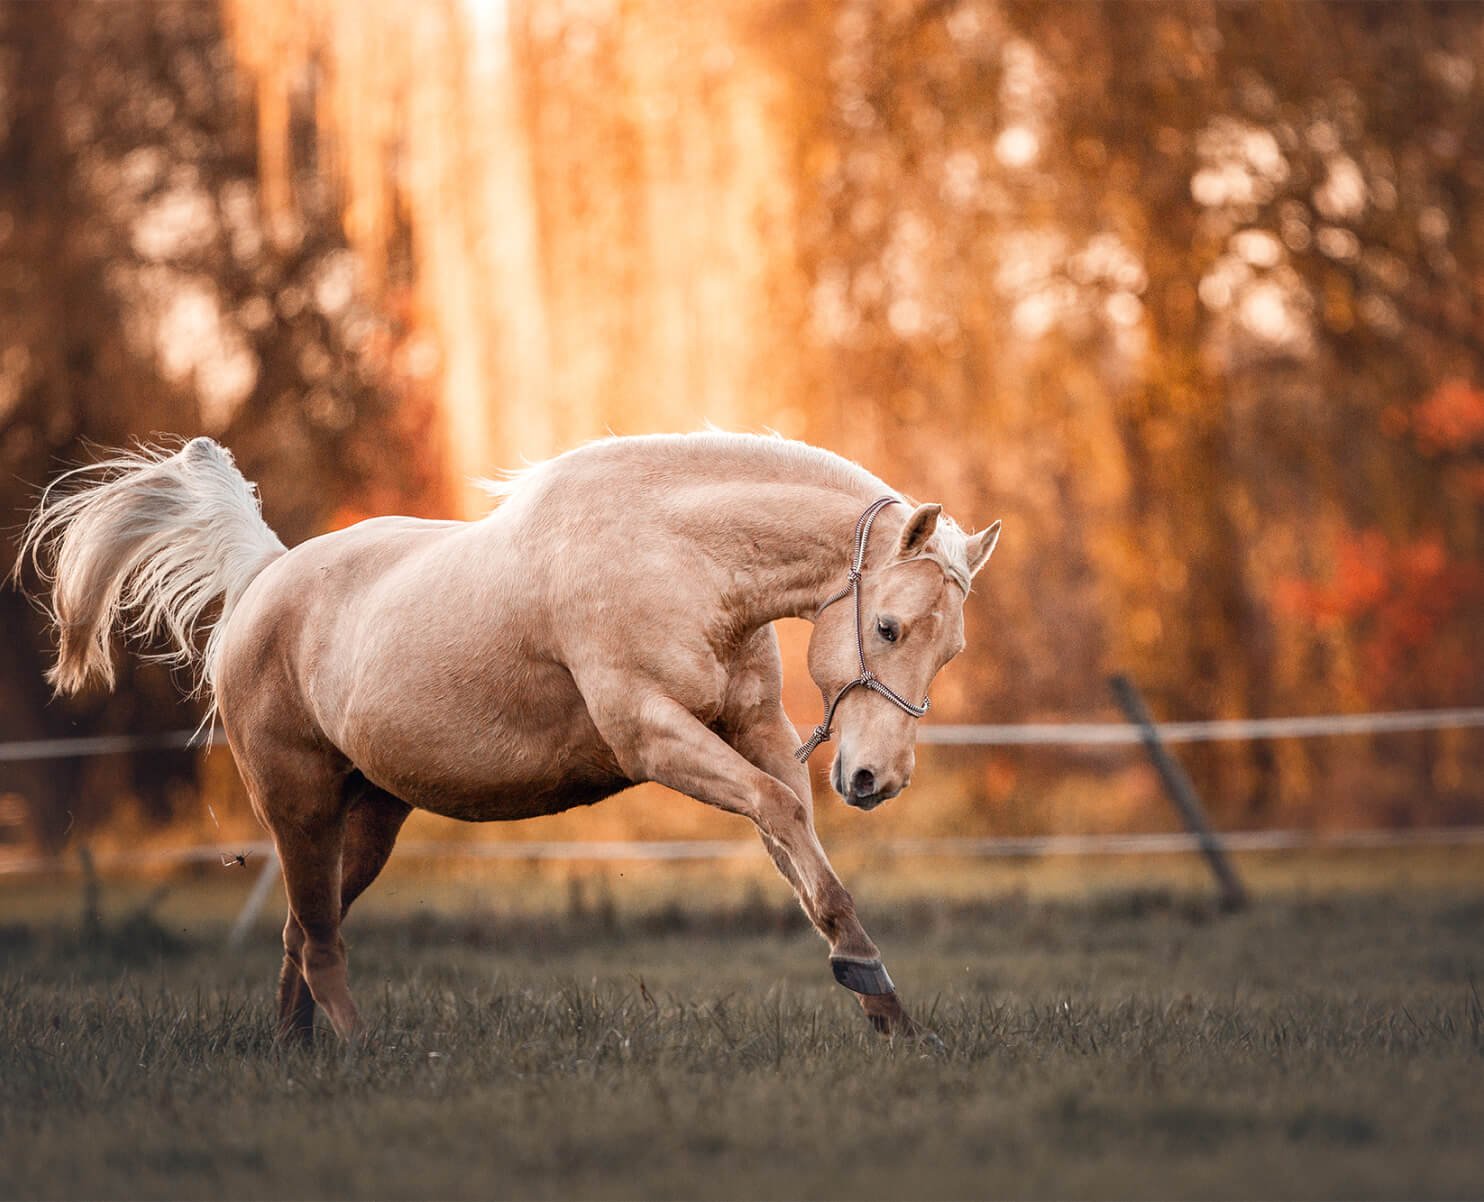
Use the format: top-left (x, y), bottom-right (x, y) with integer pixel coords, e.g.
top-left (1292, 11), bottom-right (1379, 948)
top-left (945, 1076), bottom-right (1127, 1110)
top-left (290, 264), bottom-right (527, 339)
top-left (876, 618), bottom-right (899, 643)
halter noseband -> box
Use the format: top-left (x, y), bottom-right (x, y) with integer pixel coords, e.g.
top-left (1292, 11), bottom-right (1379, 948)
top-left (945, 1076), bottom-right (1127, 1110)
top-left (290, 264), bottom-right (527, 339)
top-left (795, 496), bottom-right (931, 763)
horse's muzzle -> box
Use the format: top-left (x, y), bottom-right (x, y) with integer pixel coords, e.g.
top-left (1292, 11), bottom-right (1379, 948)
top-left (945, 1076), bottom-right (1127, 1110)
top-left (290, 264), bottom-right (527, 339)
top-left (831, 758), bottom-right (901, 809)
top-left (847, 790), bottom-right (889, 811)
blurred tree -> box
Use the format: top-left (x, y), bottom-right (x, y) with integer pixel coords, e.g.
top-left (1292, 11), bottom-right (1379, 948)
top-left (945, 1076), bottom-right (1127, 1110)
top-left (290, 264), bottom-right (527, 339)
top-left (3, 0), bottom-right (1480, 847)
top-left (0, 0), bottom-right (445, 848)
top-left (205, 0), bottom-right (1484, 830)
top-left (800, 0), bottom-right (1483, 820)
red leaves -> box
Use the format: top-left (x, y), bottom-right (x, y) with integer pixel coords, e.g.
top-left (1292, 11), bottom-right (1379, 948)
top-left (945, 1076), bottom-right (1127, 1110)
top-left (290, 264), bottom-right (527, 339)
top-left (1282, 377), bottom-right (1484, 701)
top-left (1411, 379), bottom-right (1484, 455)
top-left (1277, 527), bottom-right (1482, 701)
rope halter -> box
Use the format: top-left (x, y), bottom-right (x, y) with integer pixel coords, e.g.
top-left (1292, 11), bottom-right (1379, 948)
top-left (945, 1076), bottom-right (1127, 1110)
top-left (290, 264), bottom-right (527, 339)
top-left (795, 496), bottom-right (931, 763)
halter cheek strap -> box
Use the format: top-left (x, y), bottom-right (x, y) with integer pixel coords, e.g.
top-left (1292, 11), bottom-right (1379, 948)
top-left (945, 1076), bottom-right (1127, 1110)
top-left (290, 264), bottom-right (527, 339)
top-left (795, 496), bottom-right (931, 763)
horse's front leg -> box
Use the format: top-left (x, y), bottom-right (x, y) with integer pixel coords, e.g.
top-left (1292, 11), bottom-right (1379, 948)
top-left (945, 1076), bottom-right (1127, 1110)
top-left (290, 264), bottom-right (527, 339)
top-left (603, 695), bottom-right (931, 1042)
top-left (728, 707), bottom-right (937, 1045)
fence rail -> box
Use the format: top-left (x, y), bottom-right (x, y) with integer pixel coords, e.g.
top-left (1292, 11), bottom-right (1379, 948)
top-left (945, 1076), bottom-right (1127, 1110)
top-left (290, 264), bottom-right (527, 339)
top-left (0, 730), bottom-right (208, 763)
top-left (4, 706), bottom-right (1484, 763)
top-left (916, 708), bottom-right (1484, 746)
top-left (3, 704), bottom-right (1481, 893)
top-left (4, 825), bottom-right (1484, 879)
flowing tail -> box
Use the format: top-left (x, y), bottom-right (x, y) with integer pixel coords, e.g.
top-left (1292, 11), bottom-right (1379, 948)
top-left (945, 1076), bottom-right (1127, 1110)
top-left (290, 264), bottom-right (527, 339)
top-left (16, 436), bottom-right (285, 701)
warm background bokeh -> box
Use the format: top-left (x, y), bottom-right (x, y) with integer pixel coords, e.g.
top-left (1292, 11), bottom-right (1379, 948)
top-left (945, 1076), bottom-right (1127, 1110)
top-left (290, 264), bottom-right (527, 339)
top-left (1, 0), bottom-right (1480, 857)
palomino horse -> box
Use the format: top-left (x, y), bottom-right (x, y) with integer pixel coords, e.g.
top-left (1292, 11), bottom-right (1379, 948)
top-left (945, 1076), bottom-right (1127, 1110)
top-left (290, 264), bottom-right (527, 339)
top-left (21, 432), bottom-right (999, 1043)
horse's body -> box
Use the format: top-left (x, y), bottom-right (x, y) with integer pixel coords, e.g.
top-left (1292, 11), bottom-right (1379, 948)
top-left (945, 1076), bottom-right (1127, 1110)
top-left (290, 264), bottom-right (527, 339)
top-left (224, 511), bottom-right (634, 823)
top-left (22, 432), bottom-right (999, 1042)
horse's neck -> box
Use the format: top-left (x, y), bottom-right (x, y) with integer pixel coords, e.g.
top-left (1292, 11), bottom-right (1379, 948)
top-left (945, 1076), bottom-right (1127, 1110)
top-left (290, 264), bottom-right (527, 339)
top-left (680, 479), bottom-right (893, 628)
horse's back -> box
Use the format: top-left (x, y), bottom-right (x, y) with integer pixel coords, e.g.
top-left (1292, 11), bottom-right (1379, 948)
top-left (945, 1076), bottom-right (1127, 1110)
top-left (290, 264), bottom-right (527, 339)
top-left (225, 515), bottom-right (465, 652)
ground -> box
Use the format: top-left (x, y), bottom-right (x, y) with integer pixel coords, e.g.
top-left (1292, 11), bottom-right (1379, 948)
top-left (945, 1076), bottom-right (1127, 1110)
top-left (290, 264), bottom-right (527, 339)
top-left (1, 850), bottom-right (1482, 1200)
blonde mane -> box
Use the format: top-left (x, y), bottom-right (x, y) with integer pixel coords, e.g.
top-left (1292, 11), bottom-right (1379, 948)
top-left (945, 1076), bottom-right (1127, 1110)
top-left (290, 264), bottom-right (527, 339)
top-left (477, 430), bottom-right (885, 500)
top-left (477, 430), bottom-right (977, 591)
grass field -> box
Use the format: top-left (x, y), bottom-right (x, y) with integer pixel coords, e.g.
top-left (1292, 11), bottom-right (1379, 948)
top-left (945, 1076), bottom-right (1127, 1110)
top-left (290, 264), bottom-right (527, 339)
top-left (1, 853), bottom-right (1482, 1200)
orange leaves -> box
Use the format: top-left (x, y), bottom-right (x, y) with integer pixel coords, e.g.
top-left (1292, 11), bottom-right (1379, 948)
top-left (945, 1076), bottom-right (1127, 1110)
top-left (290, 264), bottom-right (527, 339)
top-left (1396, 379), bottom-right (1484, 500)
top-left (1383, 379), bottom-right (1484, 456)
top-left (1412, 378), bottom-right (1484, 454)
top-left (1335, 530), bottom-right (1395, 617)
top-left (1277, 378), bottom-right (1482, 706)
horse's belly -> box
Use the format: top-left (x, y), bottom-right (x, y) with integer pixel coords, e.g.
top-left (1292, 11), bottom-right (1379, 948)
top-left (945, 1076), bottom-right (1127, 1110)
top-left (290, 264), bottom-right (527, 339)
top-left (406, 772), bottom-right (633, 823)
top-left (388, 750), bottom-right (632, 823)
top-left (348, 700), bottom-right (631, 823)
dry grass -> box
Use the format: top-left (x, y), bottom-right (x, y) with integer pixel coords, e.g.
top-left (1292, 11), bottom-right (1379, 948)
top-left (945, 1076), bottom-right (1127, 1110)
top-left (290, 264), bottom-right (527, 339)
top-left (0, 865), bottom-right (1482, 1200)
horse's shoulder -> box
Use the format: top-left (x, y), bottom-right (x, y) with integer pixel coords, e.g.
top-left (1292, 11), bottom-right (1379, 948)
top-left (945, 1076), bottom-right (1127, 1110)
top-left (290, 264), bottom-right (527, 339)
top-left (720, 626), bottom-right (785, 720)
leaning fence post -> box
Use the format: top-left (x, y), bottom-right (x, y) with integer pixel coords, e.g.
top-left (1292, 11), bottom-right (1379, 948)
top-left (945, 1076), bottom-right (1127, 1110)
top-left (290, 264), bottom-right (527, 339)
top-left (227, 851), bottom-right (281, 949)
top-left (1109, 674), bottom-right (1248, 911)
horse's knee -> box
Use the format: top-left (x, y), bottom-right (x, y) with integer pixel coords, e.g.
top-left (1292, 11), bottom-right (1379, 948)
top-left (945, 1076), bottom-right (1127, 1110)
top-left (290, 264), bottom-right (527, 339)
top-left (754, 782), bottom-right (810, 844)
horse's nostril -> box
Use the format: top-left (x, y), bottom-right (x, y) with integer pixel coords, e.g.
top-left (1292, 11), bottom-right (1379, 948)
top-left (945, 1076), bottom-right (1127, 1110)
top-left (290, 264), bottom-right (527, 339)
top-left (850, 768), bottom-right (876, 797)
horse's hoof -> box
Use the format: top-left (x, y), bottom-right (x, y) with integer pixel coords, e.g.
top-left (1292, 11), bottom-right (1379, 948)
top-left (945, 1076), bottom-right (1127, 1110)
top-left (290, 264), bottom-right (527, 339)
top-left (273, 1023), bottom-right (317, 1050)
top-left (831, 956), bottom-right (895, 996)
top-left (913, 1028), bottom-right (948, 1055)
top-left (885, 1015), bottom-right (948, 1054)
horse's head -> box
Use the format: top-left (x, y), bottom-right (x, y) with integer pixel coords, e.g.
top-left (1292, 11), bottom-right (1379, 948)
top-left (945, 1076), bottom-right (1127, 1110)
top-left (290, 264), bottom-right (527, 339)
top-left (806, 503), bottom-right (1000, 810)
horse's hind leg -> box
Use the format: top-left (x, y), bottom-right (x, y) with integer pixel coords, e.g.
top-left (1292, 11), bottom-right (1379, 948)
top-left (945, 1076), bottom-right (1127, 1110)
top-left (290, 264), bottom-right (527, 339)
top-left (339, 777), bottom-right (413, 915)
top-left (239, 741), bottom-right (364, 1041)
top-left (277, 776), bottom-right (412, 1042)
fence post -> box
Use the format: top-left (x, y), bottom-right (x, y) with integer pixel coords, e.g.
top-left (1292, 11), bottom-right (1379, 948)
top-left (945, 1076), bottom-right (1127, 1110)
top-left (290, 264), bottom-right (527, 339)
top-left (1109, 674), bottom-right (1249, 911)
top-left (77, 843), bottom-right (103, 943)
top-left (227, 851), bottom-right (281, 949)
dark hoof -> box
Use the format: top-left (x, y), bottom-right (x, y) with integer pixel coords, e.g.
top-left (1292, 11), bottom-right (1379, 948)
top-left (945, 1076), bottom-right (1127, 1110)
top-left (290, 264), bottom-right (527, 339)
top-left (831, 957), bottom-right (895, 996)
top-left (274, 1024), bottom-right (316, 1050)
top-left (913, 1028), bottom-right (948, 1055)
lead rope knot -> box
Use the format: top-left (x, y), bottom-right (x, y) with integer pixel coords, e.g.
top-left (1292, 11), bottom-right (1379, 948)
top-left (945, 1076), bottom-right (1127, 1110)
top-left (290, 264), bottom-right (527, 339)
top-left (794, 724), bottom-right (833, 763)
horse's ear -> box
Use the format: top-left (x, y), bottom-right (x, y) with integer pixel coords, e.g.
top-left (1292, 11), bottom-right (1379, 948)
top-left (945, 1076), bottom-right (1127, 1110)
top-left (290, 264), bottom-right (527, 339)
top-left (897, 503), bottom-right (941, 558)
top-left (967, 520), bottom-right (1001, 577)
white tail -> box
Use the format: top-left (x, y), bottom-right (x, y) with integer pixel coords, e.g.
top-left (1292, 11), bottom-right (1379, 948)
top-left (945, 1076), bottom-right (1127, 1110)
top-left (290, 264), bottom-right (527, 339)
top-left (16, 437), bottom-right (285, 700)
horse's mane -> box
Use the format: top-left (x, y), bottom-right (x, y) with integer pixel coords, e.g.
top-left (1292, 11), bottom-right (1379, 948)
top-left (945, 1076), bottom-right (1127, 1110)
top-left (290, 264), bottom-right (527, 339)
top-left (476, 430), bottom-right (888, 503)
top-left (477, 430), bottom-right (978, 592)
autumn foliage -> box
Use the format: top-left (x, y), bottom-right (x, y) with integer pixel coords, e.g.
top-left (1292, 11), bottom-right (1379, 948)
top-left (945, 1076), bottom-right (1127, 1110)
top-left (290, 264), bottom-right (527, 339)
top-left (1277, 528), bottom-right (1482, 707)
top-left (1412, 380), bottom-right (1484, 460)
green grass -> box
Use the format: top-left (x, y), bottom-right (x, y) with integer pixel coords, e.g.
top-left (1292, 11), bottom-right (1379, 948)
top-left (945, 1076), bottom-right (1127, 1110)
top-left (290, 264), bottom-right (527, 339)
top-left (1, 881), bottom-right (1482, 1199)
